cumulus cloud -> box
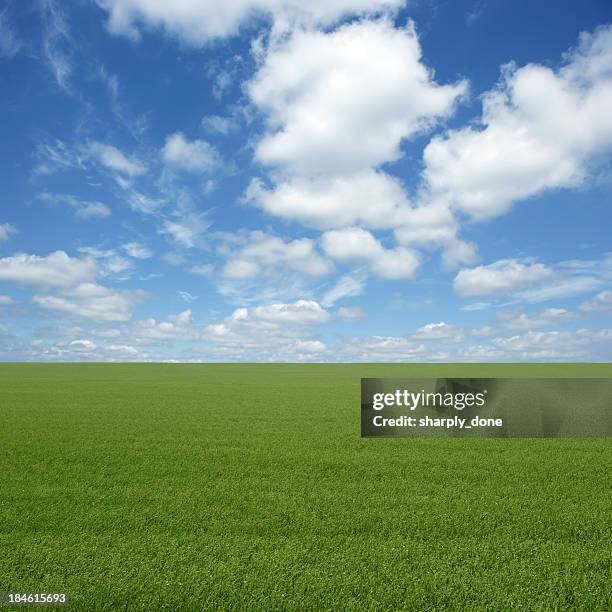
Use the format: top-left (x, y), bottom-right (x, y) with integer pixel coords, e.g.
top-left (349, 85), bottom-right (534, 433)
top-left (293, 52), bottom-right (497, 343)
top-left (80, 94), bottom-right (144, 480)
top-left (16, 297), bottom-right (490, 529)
top-left (249, 20), bottom-right (466, 177)
top-left (33, 282), bottom-right (143, 322)
top-left (96, 0), bottom-right (404, 44)
top-left (222, 259), bottom-right (260, 280)
top-left (135, 309), bottom-right (194, 339)
top-left (292, 339), bottom-right (326, 353)
top-left (246, 170), bottom-right (410, 230)
top-left (69, 339), bottom-right (96, 351)
top-left (162, 132), bottom-right (219, 173)
top-left (454, 259), bottom-right (555, 297)
top-left (0, 251), bottom-right (97, 288)
top-left (245, 18), bottom-right (467, 267)
top-left (106, 344), bottom-right (139, 356)
top-left (412, 322), bottom-right (464, 342)
top-left (242, 300), bottom-right (330, 325)
top-left (321, 227), bottom-right (419, 279)
top-left (422, 25), bottom-right (612, 220)
top-left (220, 230), bottom-right (332, 279)
top-left (207, 299), bottom-right (329, 336)
top-left (204, 300), bottom-right (330, 358)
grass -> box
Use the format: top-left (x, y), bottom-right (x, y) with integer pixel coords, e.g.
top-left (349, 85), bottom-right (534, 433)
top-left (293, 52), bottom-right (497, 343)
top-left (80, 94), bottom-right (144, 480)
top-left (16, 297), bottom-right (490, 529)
top-left (0, 363), bottom-right (610, 611)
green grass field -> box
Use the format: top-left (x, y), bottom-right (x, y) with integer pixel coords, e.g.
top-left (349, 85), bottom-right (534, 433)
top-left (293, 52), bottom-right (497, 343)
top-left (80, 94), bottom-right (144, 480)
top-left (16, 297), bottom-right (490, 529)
top-left (1, 363), bottom-right (610, 611)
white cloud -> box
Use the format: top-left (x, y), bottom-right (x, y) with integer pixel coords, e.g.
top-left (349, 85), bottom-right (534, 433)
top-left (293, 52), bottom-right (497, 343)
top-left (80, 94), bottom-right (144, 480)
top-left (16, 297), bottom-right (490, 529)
top-left (246, 300), bottom-right (330, 325)
top-left (0, 9), bottom-right (20, 58)
top-left (471, 325), bottom-right (495, 337)
top-left (40, 0), bottom-right (72, 90)
top-left (337, 335), bottom-right (425, 361)
top-left (222, 259), bottom-right (261, 280)
top-left (161, 213), bottom-right (209, 248)
top-left (439, 239), bottom-right (478, 270)
top-left (178, 291), bottom-right (197, 303)
top-left (0, 251), bottom-right (97, 288)
top-left (491, 328), bottom-right (612, 359)
top-left (391, 199), bottom-right (478, 268)
top-left (125, 190), bottom-right (163, 215)
top-left (201, 114), bottom-right (238, 135)
top-left (496, 308), bottom-right (571, 331)
top-left (190, 264), bottom-right (214, 277)
top-left (135, 310), bottom-right (195, 339)
top-left (70, 339), bottom-right (96, 351)
top-left (454, 259), bottom-right (554, 297)
top-left (337, 306), bottom-right (363, 320)
top-left (212, 69), bottom-right (233, 99)
top-left (413, 322), bottom-right (464, 342)
top-left (580, 290), bottom-right (612, 313)
top-left (516, 276), bottom-right (602, 303)
top-left (89, 142), bottom-right (145, 176)
top-left (249, 20), bottom-right (466, 177)
top-left (204, 300), bottom-right (330, 356)
top-left (422, 25), bottom-right (612, 220)
top-left (292, 339), bottom-right (326, 353)
top-left (321, 227), bottom-right (419, 279)
top-left (39, 192), bottom-right (110, 219)
top-left (321, 272), bottom-right (366, 307)
top-left (97, 0), bottom-right (404, 45)
top-left (34, 140), bottom-right (86, 176)
top-left (460, 301), bottom-right (492, 312)
top-left (76, 202), bottom-right (111, 219)
top-left (246, 170), bottom-right (411, 230)
top-left (0, 295), bottom-right (14, 305)
top-left (221, 231), bottom-right (332, 279)
top-left (393, 202), bottom-right (456, 246)
top-left (162, 132), bottom-right (218, 173)
top-left (455, 256), bottom-right (612, 303)
top-left (245, 18), bottom-right (467, 268)
top-left (0, 223), bottom-right (17, 242)
top-left (34, 282), bottom-right (143, 322)
top-left (122, 242), bottom-right (153, 259)
top-left (77, 247), bottom-right (133, 279)
top-left (106, 344), bottom-right (138, 356)
top-left (162, 252), bottom-right (186, 266)
top-left (169, 309), bottom-right (192, 325)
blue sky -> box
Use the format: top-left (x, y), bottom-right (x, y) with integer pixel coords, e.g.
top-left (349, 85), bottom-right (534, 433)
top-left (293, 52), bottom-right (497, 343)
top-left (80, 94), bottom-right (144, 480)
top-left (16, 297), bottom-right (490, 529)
top-left (1, 0), bottom-right (612, 361)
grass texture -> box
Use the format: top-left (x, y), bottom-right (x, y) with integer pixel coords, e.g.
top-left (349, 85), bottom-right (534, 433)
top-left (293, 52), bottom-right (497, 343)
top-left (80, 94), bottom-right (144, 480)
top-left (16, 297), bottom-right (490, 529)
top-left (0, 363), bottom-right (610, 610)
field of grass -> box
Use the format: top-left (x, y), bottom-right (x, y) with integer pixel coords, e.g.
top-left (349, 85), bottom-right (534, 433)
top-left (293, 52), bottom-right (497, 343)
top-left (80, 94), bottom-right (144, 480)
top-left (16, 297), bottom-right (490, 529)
top-left (0, 363), bottom-right (610, 611)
